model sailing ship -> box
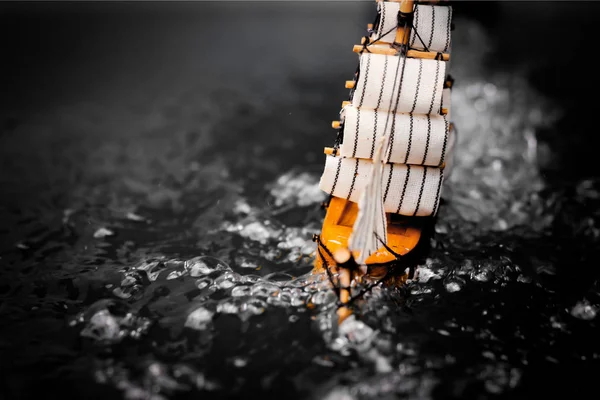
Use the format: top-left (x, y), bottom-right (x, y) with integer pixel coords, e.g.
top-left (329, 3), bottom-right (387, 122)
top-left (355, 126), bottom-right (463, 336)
top-left (312, 0), bottom-right (455, 320)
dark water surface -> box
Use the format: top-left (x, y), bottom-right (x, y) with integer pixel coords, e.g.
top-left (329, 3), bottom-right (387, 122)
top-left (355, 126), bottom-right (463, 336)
top-left (2, 2), bottom-right (600, 399)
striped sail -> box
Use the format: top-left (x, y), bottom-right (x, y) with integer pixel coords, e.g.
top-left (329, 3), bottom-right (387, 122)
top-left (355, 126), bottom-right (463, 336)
top-left (371, 2), bottom-right (452, 53)
top-left (339, 105), bottom-right (452, 167)
top-left (351, 54), bottom-right (445, 115)
top-left (409, 4), bottom-right (453, 53)
top-left (319, 1), bottom-right (453, 226)
top-left (320, 155), bottom-right (444, 217)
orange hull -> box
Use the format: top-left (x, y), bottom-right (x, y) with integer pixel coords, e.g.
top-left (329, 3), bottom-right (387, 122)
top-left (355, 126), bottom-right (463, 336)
top-left (313, 196), bottom-right (422, 276)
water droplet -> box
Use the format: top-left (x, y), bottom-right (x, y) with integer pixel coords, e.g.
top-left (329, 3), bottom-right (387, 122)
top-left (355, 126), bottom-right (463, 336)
top-left (250, 282), bottom-right (279, 297)
top-left (166, 270), bottom-right (184, 280)
top-left (215, 272), bottom-right (241, 289)
top-left (93, 227), bottom-right (114, 238)
top-left (196, 277), bottom-right (213, 289)
top-left (241, 298), bottom-right (266, 316)
top-left (571, 300), bottom-right (598, 320)
top-left (231, 285), bottom-right (250, 297)
top-left (310, 290), bottom-right (335, 305)
top-left (472, 270), bottom-right (491, 282)
top-left (75, 299), bottom-right (150, 342)
top-left (232, 357), bottom-right (247, 368)
top-left (445, 281), bottom-right (462, 293)
top-left (185, 307), bottom-right (214, 330)
top-left (126, 212), bottom-right (145, 222)
top-left (217, 301), bottom-right (239, 314)
top-left (185, 256), bottom-right (230, 276)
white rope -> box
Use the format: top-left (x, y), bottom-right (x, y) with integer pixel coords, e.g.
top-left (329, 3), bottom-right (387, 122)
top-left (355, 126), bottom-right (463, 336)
top-left (348, 134), bottom-right (388, 264)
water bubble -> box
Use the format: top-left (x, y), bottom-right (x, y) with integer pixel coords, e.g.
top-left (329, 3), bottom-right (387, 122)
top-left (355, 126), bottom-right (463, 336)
top-left (81, 309), bottom-right (121, 341)
top-left (232, 357), bottom-right (248, 368)
top-left (241, 298), bottom-right (267, 316)
top-left (266, 293), bottom-right (290, 307)
top-left (288, 288), bottom-right (309, 306)
top-left (231, 286), bottom-right (251, 297)
top-left (196, 277), bottom-right (213, 290)
top-left (310, 290), bottom-right (335, 305)
top-left (263, 272), bottom-right (294, 282)
top-left (217, 301), bottom-right (239, 314)
top-left (74, 299), bottom-right (150, 343)
top-left (214, 271), bottom-right (241, 290)
top-left (185, 307), bottom-right (214, 330)
top-left (144, 262), bottom-right (168, 281)
top-left (416, 266), bottom-right (441, 283)
top-left (185, 256), bottom-right (230, 277)
top-left (570, 300), bottom-right (598, 320)
top-left (232, 221), bottom-right (282, 244)
top-left (125, 211), bottom-right (145, 222)
top-left (166, 270), bottom-right (184, 280)
top-left (94, 227), bottom-right (115, 238)
top-left (472, 269), bottom-right (492, 282)
top-left (233, 200), bottom-right (251, 215)
top-left (516, 274), bottom-right (532, 284)
top-left (239, 274), bottom-right (261, 284)
top-left (250, 282), bottom-right (279, 297)
top-left (444, 277), bottom-right (465, 293)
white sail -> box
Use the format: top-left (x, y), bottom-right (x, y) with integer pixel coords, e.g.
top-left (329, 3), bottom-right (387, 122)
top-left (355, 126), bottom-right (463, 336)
top-left (370, 3), bottom-right (452, 54)
top-left (319, 155), bottom-right (444, 217)
top-left (339, 105), bottom-right (452, 167)
top-left (409, 5), bottom-right (453, 53)
top-left (370, 1), bottom-right (400, 44)
top-left (352, 53), bottom-right (445, 115)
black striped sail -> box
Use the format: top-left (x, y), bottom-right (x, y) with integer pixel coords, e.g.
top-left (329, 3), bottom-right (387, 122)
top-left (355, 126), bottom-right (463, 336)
top-left (319, 1), bottom-right (454, 219)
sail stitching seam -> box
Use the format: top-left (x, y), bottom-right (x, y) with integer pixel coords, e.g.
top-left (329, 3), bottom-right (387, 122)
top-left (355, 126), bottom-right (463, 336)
top-left (346, 158), bottom-right (360, 200)
top-left (405, 114), bottom-right (414, 164)
top-left (439, 113), bottom-right (449, 166)
top-left (409, 5), bottom-right (419, 47)
top-left (444, 7), bottom-right (451, 52)
top-left (353, 55), bottom-right (371, 158)
top-left (432, 168), bottom-right (444, 215)
top-left (371, 56), bottom-right (388, 159)
top-left (429, 59), bottom-right (440, 114)
top-left (421, 114), bottom-right (431, 165)
top-left (329, 157), bottom-right (343, 198)
top-left (428, 6), bottom-right (435, 50)
top-left (383, 163), bottom-right (394, 202)
top-left (379, 2), bottom-right (386, 38)
top-left (397, 164), bottom-right (411, 214)
top-left (413, 166), bottom-right (428, 216)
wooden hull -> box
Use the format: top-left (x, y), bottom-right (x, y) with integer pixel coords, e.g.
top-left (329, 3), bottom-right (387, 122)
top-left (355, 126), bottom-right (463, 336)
top-left (313, 196), bottom-right (422, 278)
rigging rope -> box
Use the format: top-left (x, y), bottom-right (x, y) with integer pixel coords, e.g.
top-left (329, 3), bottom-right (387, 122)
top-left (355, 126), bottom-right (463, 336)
top-left (319, 2), bottom-right (434, 310)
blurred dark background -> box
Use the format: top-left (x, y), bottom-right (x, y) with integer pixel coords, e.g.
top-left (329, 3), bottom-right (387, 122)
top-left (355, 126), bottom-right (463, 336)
top-left (2, 1), bottom-right (599, 181)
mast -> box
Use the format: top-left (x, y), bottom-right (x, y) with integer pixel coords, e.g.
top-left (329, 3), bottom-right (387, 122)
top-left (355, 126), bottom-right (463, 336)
top-left (314, 0), bottom-right (454, 323)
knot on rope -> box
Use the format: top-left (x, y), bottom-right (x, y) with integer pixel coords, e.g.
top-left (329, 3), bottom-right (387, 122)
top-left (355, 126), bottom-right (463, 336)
top-left (361, 36), bottom-right (371, 53)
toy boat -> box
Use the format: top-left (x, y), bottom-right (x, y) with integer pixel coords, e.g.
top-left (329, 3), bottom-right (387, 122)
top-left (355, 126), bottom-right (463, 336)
top-left (312, 0), bottom-right (456, 320)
